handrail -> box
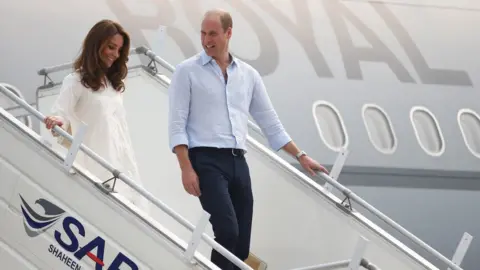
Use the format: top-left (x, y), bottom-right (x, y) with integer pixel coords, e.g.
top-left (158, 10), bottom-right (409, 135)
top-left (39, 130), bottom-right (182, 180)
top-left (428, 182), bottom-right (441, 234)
top-left (0, 83), bottom-right (33, 129)
top-left (291, 259), bottom-right (380, 270)
top-left (314, 175), bottom-right (463, 270)
top-left (33, 46), bottom-right (463, 270)
top-left (0, 84), bottom-right (252, 270)
top-left (135, 46), bottom-right (176, 72)
top-left (36, 46), bottom-right (175, 77)
top-left (37, 48), bottom-right (139, 76)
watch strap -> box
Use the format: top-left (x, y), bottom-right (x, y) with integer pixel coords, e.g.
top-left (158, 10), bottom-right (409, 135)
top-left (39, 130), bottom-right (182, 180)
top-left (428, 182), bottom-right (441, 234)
top-left (296, 150), bottom-right (307, 160)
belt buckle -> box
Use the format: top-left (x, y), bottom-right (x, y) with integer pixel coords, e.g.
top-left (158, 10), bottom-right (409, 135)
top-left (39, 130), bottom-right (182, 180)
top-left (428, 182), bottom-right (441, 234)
top-left (232, 148), bottom-right (238, 156)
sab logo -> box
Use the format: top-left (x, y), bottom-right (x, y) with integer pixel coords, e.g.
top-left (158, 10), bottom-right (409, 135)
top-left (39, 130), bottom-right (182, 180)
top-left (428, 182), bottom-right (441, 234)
top-left (19, 194), bottom-right (139, 270)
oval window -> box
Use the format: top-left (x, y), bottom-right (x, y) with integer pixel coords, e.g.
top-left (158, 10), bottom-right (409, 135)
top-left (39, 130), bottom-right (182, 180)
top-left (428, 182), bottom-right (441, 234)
top-left (363, 104), bottom-right (396, 154)
top-left (313, 101), bottom-right (348, 151)
top-left (458, 109), bottom-right (480, 158)
top-left (410, 107), bottom-right (444, 156)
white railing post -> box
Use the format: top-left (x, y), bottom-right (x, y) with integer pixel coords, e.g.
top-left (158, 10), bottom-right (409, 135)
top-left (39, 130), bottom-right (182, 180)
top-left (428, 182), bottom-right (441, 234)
top-left (324, 147), bottom-right (349, 193)
top-left (348, 236), bottom-right (369, 270)
top-left (184, 211), bottom-right (211, 263)
top-left (152, 25), bottom-right (167, 57)
top-left (448, 232), bottom-right (473, 270)
top-left (62, 123), bottom-right (87, 172)
top-left (289, 260), bottom-right (350, 270)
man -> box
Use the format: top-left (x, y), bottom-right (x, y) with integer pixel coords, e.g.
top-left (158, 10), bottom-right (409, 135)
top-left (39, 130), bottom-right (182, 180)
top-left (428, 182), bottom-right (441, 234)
top-left (168, 9), bottom-right (328, 270)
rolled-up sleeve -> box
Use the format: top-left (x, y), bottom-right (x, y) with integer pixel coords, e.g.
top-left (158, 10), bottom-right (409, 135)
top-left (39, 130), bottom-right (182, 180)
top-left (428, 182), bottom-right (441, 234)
top-left (168, 64), bottom-right (191, 153)
top-left (248, 70), bottom-right (291, 151)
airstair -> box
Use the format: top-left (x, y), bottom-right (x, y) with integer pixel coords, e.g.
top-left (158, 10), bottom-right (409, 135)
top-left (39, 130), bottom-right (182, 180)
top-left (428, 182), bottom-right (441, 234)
top-left (0, 46), bottom-right (466, 270)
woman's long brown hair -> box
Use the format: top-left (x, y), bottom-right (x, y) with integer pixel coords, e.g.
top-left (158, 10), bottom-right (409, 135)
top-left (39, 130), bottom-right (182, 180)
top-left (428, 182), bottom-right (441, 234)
top-left (73, 19), bottom-right (130, 92)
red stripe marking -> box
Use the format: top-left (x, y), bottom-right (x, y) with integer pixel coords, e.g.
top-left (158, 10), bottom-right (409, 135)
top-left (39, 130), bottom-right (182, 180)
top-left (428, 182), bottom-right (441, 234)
top-left (87, 251), bottom-right (104, 266)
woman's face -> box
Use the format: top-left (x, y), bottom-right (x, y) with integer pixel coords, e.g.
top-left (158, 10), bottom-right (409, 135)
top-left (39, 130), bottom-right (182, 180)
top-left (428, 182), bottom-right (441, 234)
top-left (101, 34), bottom-right (124, 68)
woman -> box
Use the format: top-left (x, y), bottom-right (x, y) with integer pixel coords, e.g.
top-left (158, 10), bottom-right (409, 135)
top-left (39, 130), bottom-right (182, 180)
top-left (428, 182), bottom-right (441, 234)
top-left (44, 19), bottom-right (149, 213)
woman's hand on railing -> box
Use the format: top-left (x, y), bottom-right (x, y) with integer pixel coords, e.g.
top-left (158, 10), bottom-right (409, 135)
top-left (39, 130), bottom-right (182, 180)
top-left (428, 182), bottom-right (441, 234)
top-left (44, 116), bottom-right (64, 137)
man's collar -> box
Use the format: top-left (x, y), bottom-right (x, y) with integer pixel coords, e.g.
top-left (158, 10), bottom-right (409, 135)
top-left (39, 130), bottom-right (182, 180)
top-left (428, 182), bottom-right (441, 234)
top-left (200, 50), bottom-right (237, 66)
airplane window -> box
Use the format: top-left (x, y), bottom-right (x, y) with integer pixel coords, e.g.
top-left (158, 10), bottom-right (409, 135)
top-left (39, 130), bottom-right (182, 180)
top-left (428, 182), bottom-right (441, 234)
top-left (458, 109), bottom-right (480, 158)
top-left (410, 107), bottom-right (445, 156)
top-left (362, 104), bottom-right (397, 154)
top-left (313, 101), bottom-right (348, 151)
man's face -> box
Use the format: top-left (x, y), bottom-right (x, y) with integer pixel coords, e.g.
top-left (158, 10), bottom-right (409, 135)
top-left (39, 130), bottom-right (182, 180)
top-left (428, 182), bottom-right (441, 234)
top-left (201, 15), bottom-right (231, 58)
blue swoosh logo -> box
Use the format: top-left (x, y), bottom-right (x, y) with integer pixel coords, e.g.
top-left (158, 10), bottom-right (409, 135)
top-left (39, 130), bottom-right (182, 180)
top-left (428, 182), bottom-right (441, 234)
top-left (19, 194), bottom-right (65, 237)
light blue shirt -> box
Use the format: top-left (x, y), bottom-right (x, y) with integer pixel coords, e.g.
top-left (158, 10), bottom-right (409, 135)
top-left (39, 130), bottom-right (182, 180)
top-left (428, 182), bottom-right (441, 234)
top-left (168, 50), bottom-right (291, 152)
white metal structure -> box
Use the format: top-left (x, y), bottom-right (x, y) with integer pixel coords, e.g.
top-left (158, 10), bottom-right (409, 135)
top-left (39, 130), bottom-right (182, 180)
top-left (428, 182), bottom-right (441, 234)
top-left (0, 83), bottom-right (32, 129)
top-left (0, 46), bottom-right (468, 270)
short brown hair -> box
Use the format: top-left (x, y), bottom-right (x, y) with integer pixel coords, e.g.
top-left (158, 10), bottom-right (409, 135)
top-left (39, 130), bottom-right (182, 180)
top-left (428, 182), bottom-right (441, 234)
top-left (219, 12), bottom-right (233, 31)
top-left (73, 19), bottom-right (130, 92)
top-left (205, 9), bottom-right (233, 32)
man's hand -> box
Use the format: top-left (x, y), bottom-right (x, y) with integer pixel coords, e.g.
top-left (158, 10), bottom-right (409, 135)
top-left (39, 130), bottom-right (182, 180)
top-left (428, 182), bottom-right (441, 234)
top-left (182, 168), bottom-right (201, 197)
top-left (299, 155), bottom-right (329, 176)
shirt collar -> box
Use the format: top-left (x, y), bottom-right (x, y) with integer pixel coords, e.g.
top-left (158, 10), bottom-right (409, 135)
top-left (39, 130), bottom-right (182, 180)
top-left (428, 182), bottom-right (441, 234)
top-left (200, 50), bottom-right (237, 67)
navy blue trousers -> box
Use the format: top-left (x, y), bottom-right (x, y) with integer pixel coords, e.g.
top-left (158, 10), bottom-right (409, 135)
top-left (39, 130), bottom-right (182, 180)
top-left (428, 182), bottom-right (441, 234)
top-left (189, 147), bottom-right (254, 270)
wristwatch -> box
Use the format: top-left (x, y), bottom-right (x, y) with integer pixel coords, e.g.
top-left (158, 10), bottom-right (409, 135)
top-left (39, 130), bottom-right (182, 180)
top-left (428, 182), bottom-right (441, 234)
top-left (295, 150), bottom-right (307, 160)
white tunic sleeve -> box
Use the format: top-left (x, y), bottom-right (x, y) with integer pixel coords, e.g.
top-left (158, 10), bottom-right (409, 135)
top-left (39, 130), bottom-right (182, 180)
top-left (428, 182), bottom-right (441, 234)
top-left (50, 73), bottom-right (83, 133)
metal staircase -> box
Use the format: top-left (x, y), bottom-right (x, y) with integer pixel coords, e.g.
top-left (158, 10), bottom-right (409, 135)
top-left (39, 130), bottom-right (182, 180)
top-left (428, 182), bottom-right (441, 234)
top-left (0, 46), bottom-right (467, 270)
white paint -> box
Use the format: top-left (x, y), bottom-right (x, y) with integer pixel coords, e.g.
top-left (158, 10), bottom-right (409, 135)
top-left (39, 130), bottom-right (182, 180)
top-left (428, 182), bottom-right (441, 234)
top-left (448, 232), bottom-right (473, 270)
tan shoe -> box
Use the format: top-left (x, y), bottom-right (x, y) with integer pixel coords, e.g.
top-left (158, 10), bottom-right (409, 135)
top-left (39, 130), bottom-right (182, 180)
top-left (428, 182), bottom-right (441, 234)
top-left (244, 252), bottom-right (267, 270)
